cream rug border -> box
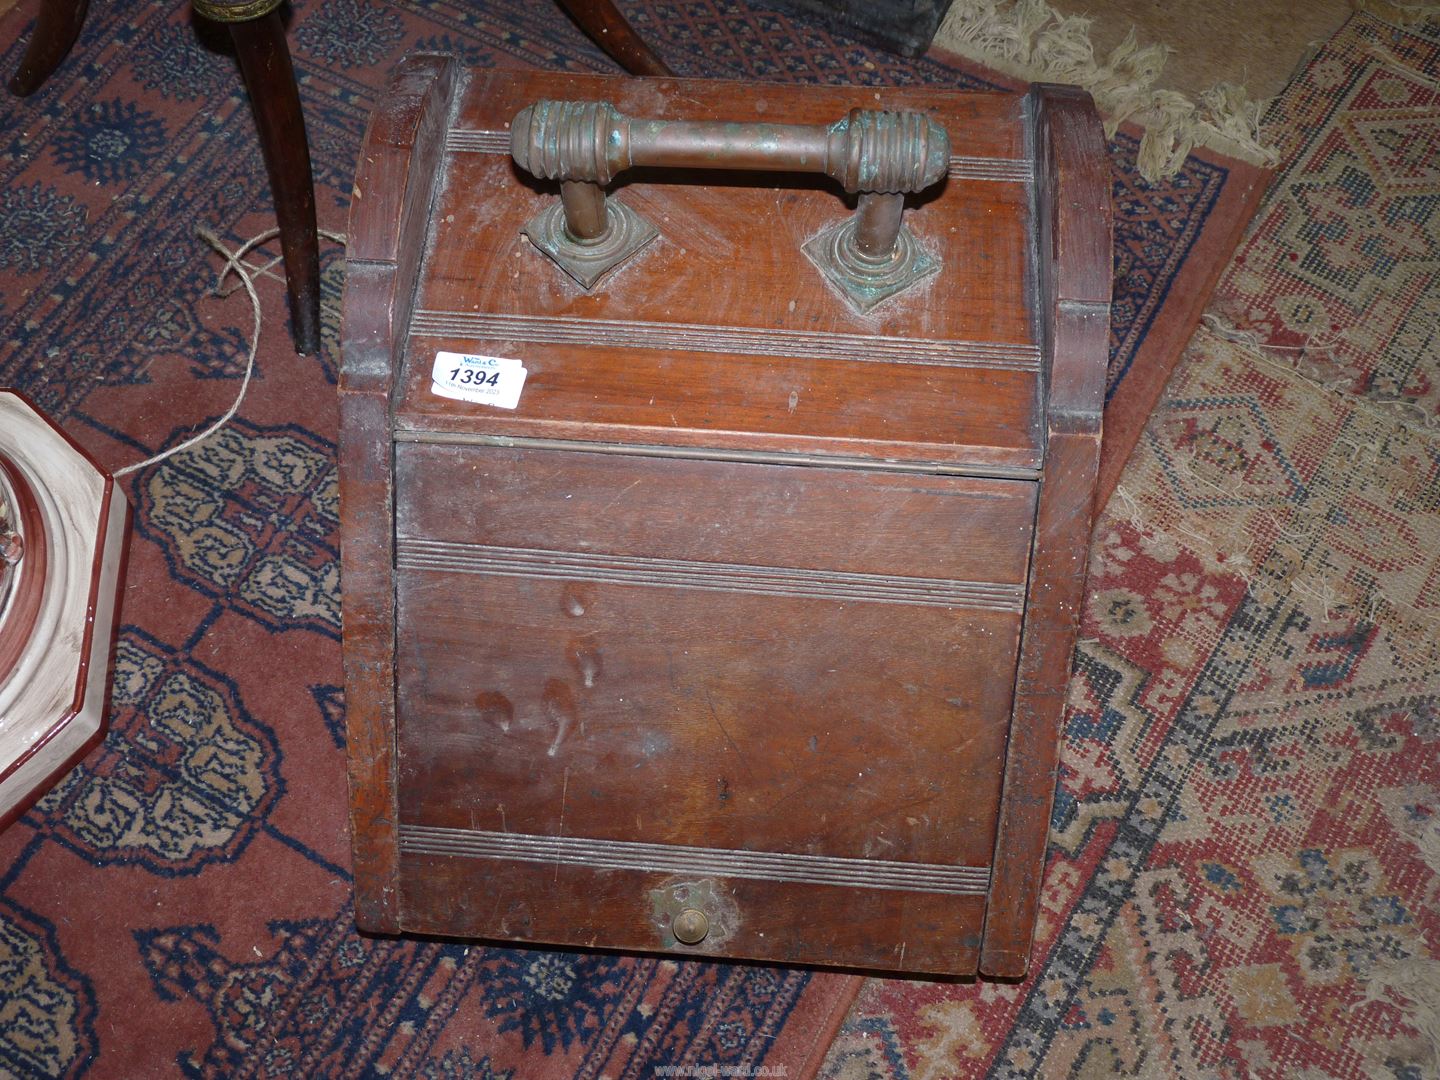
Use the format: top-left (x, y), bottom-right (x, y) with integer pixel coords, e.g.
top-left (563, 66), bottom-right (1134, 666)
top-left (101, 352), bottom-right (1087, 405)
top-left (932, 0), bottom-right (1439, 180)
top-left (932, 0), bottom-right (1277, 179)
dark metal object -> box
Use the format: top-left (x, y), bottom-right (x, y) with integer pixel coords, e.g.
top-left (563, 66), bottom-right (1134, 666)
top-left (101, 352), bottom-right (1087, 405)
top-left (510, 100), bottom-right (950, 304)
top-left (190, 0), bottom-right (283, 21)
top-left (769, 0), bottom-right (955, 58)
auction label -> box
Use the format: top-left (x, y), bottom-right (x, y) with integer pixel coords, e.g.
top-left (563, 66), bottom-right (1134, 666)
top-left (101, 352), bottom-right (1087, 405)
top-left (430, 351), bottom-right (527, 409)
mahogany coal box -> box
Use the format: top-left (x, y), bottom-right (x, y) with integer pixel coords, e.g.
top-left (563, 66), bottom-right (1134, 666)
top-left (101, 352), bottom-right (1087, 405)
top-left (338, 56), bottom-right (1111, 978)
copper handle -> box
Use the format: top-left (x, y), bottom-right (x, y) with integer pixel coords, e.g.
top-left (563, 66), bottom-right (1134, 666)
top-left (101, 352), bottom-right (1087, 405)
top-left (510, 100), bottom-right (950, 192)
top-left (510, 100), bottom-right (949, 253)
top-left (509, 100), bottom-right (951, 305)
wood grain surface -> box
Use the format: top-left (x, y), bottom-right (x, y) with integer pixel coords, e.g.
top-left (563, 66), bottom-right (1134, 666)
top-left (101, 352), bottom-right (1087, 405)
top-left (340, 62), bottom-right (1111, 976)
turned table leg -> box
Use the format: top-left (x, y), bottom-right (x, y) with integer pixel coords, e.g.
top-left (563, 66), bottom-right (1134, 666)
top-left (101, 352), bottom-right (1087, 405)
top-left (196, 0), bottom-right (322, 356)
top-left (9, 0), bottom-right (89, 96)
top-left (554, 0), bottom-right (673, 76)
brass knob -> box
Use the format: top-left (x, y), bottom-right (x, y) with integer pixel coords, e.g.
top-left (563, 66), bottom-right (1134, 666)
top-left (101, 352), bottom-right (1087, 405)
top-left (672, 908), bottom-right (710, 945)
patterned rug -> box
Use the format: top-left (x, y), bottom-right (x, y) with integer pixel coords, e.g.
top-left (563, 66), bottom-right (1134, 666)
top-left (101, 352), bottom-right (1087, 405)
top-left (818, 12), bottom-right (1440, 1080)
top-left (912, 51), bottom-right (1270, 503)
top-left (0, 0), bottom-right (1264, 1076)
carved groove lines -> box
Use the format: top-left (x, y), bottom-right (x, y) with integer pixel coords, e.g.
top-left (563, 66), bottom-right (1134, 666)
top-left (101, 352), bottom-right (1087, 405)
top-left (447, 129), bottom-right (512, 153)
top-left (399, 825), bottom-right (992, 895)
top-left (446, 129), bottom-right (1031, 183)
top-left (410, 311), bottom-right (1042, 373)
top-left (397, 539), bottom-right (1025, 611)
top-left (947, 155), bottom-right (1032, 183)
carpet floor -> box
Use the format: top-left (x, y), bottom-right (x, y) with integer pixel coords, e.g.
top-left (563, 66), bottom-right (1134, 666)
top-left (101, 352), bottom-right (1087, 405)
top-left (819, 11), bottom-right (1440, 1079)
top-left (2, 0), bottom-right (1261, 1076)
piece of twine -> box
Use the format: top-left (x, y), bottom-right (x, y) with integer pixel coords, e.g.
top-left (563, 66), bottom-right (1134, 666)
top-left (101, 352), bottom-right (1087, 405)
top-left (114, 226), bottom-right (346, 478)
top-left (1198, 311), bottom-right (1342, 355)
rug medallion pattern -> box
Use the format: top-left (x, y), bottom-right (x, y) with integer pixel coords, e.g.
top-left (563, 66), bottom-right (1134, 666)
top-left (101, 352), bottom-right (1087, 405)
top-left (134, 421), bottom-right (343, 639)
top-left (37, 629), bottom-right (284, 874)
top-left (0, 897), bottom-right (97, 1079)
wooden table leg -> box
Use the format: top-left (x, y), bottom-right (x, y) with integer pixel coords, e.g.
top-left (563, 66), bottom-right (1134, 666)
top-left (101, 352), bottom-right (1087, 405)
top-left (224, 10), bottom-right (322, 355)
top-left (9, 0), bottom-right (89, 96)
top-left (554, 0), bottom-right (673, 76)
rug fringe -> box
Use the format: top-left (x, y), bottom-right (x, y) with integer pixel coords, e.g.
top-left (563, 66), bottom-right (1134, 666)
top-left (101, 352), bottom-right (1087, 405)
top-left (1351, 0), bottom-right (1440, 25)
top-left (933, 0), bottom-right (1280, 180)
top-left (1111, 321), bottom-right (1440, 639)
top-left (1361, 957), bottom-right (1440, 1076)
top-left (1201, 313), bottom-right (1440, 442)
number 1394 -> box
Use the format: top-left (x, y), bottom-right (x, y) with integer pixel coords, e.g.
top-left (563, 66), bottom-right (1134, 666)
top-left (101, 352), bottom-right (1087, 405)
top-left (449, 367), bottom-right (502, 387)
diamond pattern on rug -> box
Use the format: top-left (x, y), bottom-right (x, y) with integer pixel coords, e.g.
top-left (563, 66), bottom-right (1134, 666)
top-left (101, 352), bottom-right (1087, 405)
top-left (819, 14), bottom-right (1440, 1077)
top-left (1131, 327), bottom-right (1440, 638)
top-left (1214, 14), bottom-right (1440, 426)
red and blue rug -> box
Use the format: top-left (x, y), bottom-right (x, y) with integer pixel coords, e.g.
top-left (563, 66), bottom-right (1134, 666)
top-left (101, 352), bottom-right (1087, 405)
top-left (0, 0), bottom-right (1263, 1075)
top-left (816, 11), bottom-right (1440, 1078)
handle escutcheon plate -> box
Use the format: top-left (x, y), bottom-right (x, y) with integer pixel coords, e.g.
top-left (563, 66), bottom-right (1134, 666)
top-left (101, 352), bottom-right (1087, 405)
top-left (520, 199), bottom-right (659, 290)
top-left (803, 211), bottom-right (941, 314)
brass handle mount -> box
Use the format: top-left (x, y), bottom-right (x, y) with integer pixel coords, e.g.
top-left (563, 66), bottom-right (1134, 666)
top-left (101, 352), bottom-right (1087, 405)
top-left (509, 100), bottom-right (952, 308)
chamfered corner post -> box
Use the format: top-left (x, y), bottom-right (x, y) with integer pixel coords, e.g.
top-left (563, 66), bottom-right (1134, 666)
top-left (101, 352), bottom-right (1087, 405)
top-left (338, 53), bottom-right (461, 935)
top-left (979, 83), bottom-right (1112, 979)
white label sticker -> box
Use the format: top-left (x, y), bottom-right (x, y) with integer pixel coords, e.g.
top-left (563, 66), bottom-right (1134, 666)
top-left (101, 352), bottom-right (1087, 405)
top-left (430, 351), bottom-right (528, 410)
